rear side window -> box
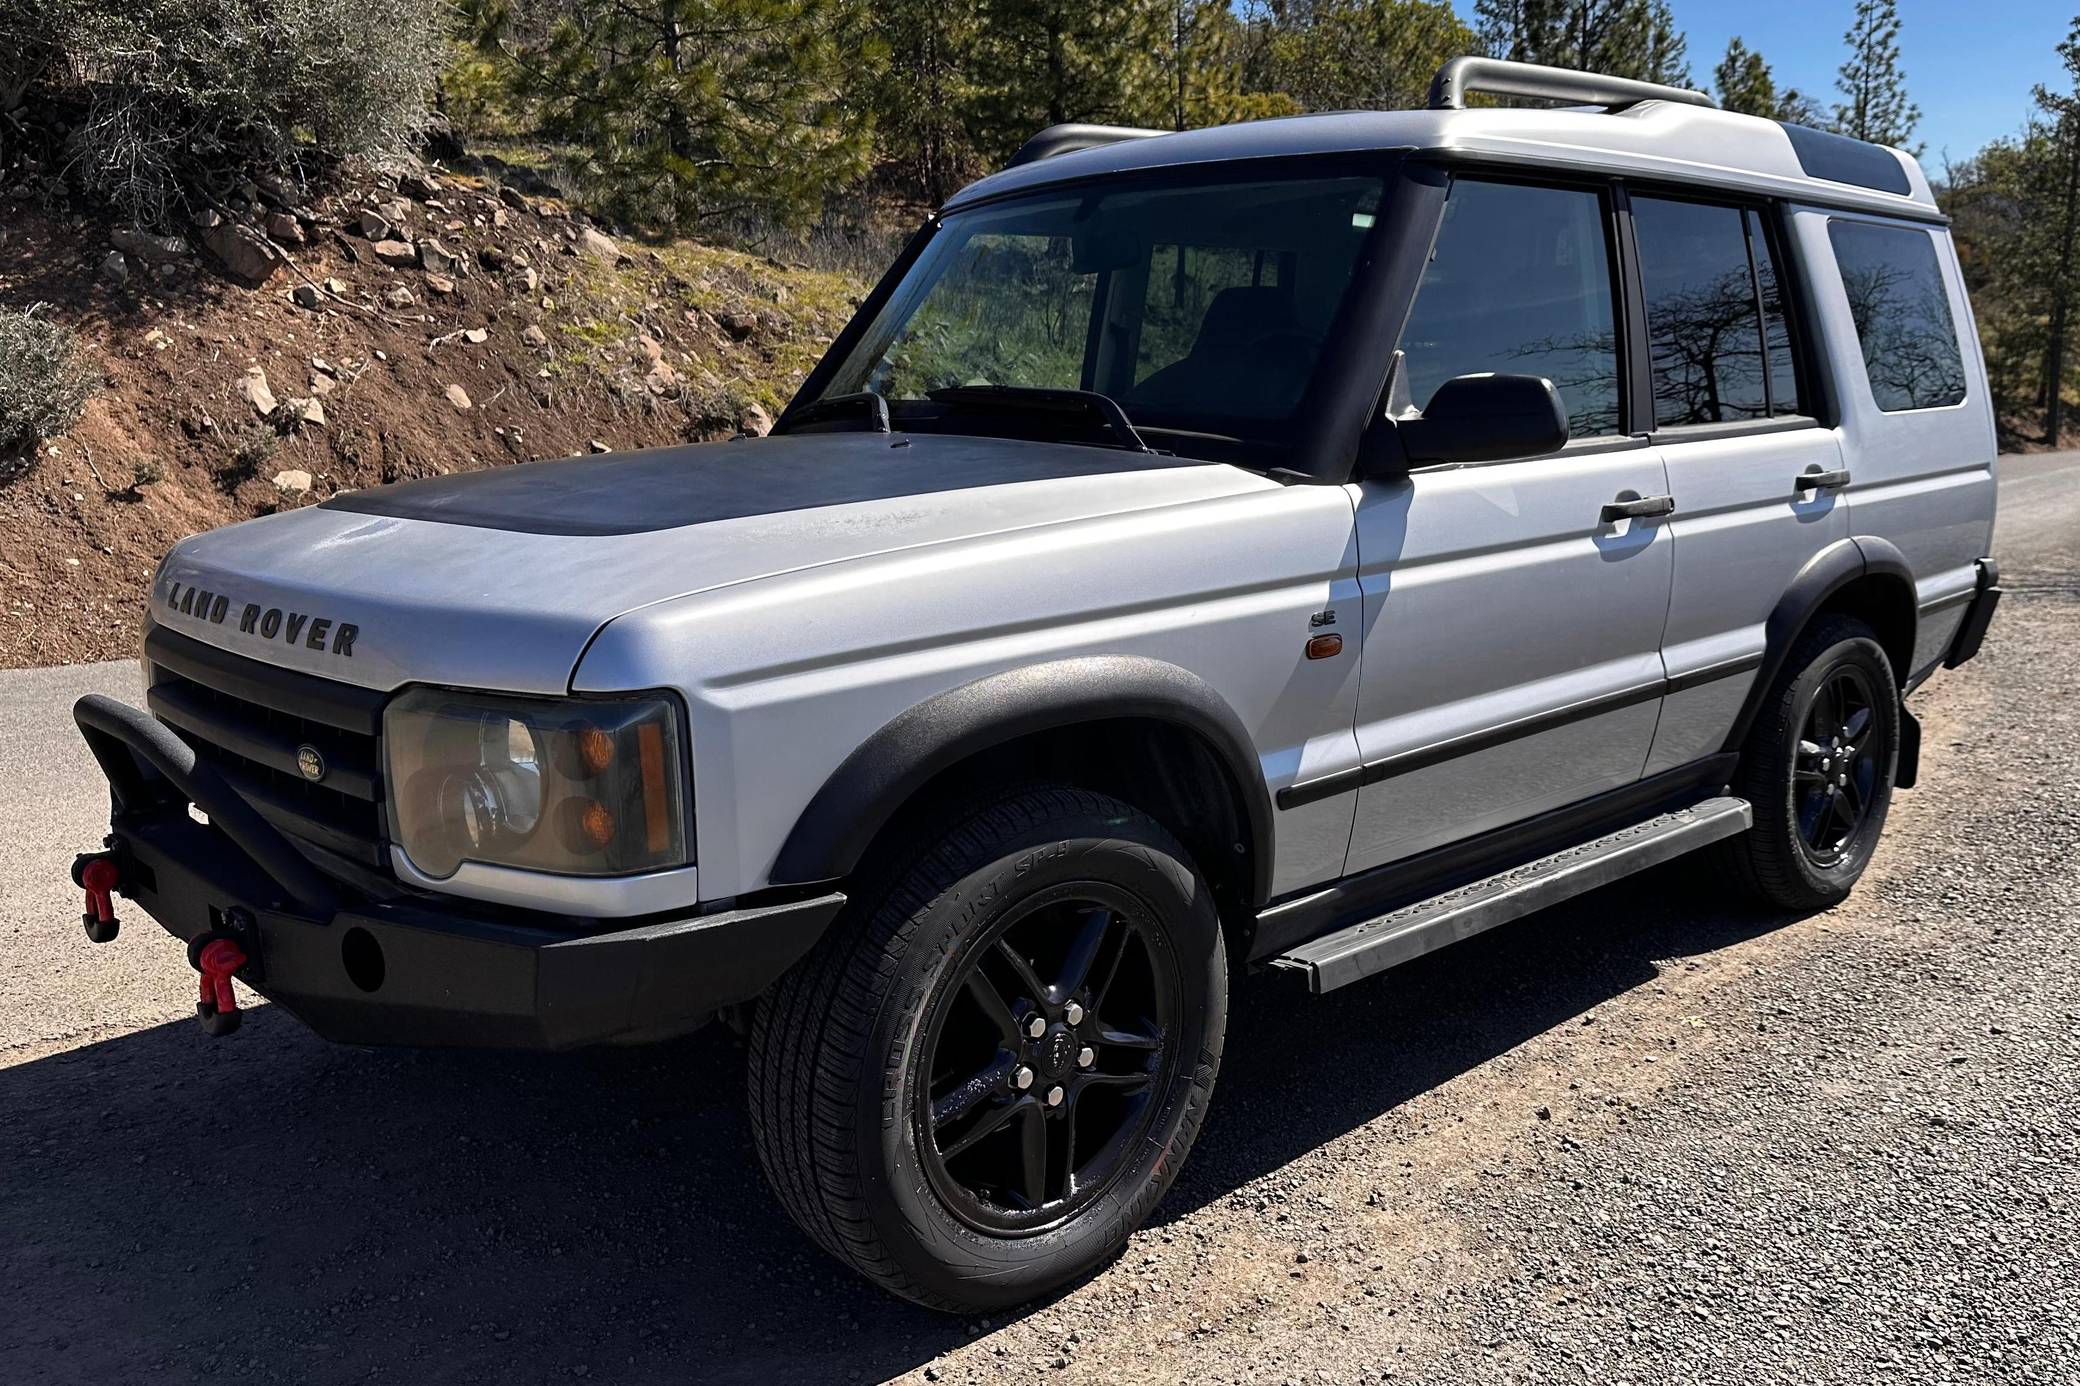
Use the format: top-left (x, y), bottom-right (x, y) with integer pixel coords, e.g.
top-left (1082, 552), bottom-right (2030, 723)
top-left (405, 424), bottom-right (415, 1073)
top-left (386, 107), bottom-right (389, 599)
top-left (1631, 197), bottom-right (1806, 425)
top-left (1399, 179), bottom-right (1621, 438)
top-left (1827, 220), bottom-right (1968, 412)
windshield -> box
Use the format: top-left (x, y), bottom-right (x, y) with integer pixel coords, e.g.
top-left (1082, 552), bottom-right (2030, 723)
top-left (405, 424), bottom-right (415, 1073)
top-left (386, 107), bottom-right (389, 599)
top-left (810, 168), bottom-right (1387, 462)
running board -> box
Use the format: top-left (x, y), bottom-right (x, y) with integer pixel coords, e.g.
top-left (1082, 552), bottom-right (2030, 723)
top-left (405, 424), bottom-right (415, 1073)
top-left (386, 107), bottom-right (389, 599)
top-left (1270, 796), bottom-right (1753, 994)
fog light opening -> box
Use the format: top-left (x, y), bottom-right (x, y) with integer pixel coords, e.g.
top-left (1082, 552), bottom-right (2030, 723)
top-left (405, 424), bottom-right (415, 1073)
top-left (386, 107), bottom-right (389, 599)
top-left (342, 926), bottom-right (386, 994)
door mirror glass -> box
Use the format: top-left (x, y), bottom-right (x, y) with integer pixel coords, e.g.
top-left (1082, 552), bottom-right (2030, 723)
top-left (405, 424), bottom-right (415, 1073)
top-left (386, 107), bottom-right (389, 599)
top-left (1392, 372), bottom-right (1570, 467)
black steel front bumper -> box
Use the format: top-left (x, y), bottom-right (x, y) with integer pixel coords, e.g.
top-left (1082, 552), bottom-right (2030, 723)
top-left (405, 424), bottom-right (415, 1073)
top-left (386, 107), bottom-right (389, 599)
top-left (73, 693), bottom-right (843, 1048)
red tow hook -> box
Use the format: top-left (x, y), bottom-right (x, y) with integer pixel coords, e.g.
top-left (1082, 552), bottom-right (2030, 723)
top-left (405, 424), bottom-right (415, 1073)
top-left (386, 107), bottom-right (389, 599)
top-left (75, 854), bottom-right (122, 943)
top-left (192, 935), bottom-right (249, 1037)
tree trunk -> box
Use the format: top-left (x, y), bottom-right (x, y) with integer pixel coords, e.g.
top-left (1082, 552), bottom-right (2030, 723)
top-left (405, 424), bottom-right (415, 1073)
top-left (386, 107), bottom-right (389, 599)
top-left (2048, 114), bottom-right (2080, 445)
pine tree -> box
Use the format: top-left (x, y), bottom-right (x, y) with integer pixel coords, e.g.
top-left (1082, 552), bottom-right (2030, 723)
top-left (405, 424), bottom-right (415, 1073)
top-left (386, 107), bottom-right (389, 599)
top-left (867, 0), bottom-right (983, 204)
top-left (502, 0), bottom-right (874, 231)
top-left (2033, 18), bottom-right (2080, 444)
top-left (1833, 0), bottom-right (1920, 151)
top-left (1258, 0), bottom-right (1479, 114)
top-left (1713, 36), bottom-right (1818, 123)
top-left (1474, 0), bottom-right (1691, 89)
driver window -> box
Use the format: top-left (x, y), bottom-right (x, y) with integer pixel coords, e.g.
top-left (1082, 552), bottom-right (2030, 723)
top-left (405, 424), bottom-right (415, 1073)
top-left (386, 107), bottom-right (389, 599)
top-left (1398, 179), bottom-right (1622, 438)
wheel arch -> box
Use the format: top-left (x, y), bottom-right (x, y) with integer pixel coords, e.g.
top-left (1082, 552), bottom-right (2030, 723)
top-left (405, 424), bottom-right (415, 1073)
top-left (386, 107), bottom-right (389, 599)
top-left (768, 656), bottom-right (1276, 909)
top-left (1724, 536), bottom-right (1918, 753)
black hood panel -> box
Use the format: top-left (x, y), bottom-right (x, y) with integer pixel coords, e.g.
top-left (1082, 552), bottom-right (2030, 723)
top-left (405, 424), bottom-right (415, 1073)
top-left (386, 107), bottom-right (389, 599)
top-left (320, 433), bottom-right (1213, 536)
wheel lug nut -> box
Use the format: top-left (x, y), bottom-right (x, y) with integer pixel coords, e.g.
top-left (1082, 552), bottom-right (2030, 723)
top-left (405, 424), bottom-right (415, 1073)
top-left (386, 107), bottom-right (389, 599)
top-left (1045, 1085), bottom-right (1065, 1108)
top-left (1064, 1001), bottom-right (1085, 1025)
top-left (1025, 1015), bottom-right (1047, 1040)
top-left (1013, 1065), bottom-right (1034, 1090)
top-left (1077, 1046), bottom-right (1095, 1069)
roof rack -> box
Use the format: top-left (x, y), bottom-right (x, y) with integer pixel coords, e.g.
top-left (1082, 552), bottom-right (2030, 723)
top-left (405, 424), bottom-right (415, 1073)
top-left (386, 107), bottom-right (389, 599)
top-left (1007, 123), bottom-right (1168, 168)
top-left (1427, 56), bottom-right (1715, 113)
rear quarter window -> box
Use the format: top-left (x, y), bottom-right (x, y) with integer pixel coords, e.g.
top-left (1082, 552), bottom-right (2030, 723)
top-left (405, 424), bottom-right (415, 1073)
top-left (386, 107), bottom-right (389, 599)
top-left (1827, 220), bottom-right (1967, 412)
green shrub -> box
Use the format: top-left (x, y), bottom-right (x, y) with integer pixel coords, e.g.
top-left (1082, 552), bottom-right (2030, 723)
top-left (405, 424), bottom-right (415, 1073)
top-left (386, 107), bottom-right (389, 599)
top-left (0, 306), bottom-right (98, 456)
top-left (4, 0), bottom-right (447, 228)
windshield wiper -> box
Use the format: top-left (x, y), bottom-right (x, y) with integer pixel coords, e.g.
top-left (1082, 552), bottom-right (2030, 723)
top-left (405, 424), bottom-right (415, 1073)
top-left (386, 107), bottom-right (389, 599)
top-left (779, 389), bottom-right (890, 434)
top-left (925, 385), bottom-right (1152, 454)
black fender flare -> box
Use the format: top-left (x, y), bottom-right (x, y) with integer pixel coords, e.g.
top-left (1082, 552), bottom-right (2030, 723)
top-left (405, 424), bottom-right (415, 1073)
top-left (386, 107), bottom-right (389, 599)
top-left (1722, 535), bottom-right (1918, 752)
top-left (769, 656), bottom-right (1276, 904)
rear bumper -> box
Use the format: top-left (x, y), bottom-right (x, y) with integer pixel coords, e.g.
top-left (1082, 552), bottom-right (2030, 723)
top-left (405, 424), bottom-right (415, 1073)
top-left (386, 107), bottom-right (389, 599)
top-left (74, 693), bottom-right (842, 1049)
top-left (1942, 557), bottom-right (2001, 670)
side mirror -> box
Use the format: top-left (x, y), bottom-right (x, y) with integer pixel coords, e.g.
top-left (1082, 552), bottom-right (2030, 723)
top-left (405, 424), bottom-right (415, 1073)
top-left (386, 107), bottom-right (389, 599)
top-left (1393, 372), bottom-right (1570, 468)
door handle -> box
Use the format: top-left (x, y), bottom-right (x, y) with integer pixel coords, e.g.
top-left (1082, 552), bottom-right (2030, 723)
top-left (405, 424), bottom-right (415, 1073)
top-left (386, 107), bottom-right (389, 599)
top-left (1795, 468), bottom-right (1852, 492)
top-left (1600, 495), bottom-right (1676, 522)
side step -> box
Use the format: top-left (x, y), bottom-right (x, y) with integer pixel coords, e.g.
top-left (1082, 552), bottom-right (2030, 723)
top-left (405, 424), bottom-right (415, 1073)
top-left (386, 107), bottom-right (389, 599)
top-left (1270, 796), bottom-right (1752, 994)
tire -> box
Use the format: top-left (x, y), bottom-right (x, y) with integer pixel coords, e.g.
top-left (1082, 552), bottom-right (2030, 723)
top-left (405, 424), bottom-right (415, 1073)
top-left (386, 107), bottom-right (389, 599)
top-left (746, 785), bottom-right (1227, 1311)
top-left (1720, 614), bottom-right (1900, 910)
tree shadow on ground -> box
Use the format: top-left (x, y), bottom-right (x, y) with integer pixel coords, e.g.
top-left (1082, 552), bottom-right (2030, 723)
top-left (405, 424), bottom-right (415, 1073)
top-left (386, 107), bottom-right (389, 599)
top-left (0, 862), bottom-right (1799, 1386)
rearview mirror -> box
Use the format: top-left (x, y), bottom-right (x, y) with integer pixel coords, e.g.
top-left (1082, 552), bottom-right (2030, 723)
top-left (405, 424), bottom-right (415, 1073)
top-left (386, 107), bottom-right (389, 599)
top-left (1394, 372), bottom-right (1570, 468)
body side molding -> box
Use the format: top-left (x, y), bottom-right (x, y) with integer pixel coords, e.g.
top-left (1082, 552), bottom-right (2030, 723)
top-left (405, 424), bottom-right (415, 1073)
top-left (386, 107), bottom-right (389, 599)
top-left (768, 656), bottom-right (1276, 904)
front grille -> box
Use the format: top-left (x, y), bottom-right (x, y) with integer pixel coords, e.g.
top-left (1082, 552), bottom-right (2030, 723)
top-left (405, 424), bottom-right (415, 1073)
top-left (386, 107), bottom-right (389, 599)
top-left (143, 623), bottom-right (390, 881)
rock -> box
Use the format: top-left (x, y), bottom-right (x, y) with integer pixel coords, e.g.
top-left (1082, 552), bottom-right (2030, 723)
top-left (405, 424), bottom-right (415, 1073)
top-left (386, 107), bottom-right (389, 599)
top-left (111, 227), bottom-right (187, 263)
top-left (312, 358), bottom-right (338, 377)
top-left (309, 374), bottom-right (334, 398)
top-left (372, 239), bottom-right (418, 268)
top-left (498, 185), bottom-right (530, 212)
top-left (322, 277), bottom-right (348, 296)
top-left (271, 468), bottom-right (313, 496)
top-left (356, 209), bottom-right (392, 240)
top-left (276, 397), bottom-right (326, 430)
top-left (377, 198), bottom-right (412, 227)
top-left (513, 266), bottom-right (540, 294)
top-left (424, 273), bottom-right (456, 296)
top-left (398, 170), bottom-right (442, 201)
top-left (718, 310), bottom-right (757, 341)
top-left (578, 226), bottom-right (619, 262)
top-left (265, 211), bottom-right (302, 245)
top-left (193, 207), bottom-right (222, 230)
top-left (462, 327), bottom-right (489, 345)
top-left (645, 360), bottom-right (678, 395)
top-left (417, 239), bottom-right (463, 277)
top-left (383, 285), bottom-right (416, 309)
top-left (239, 366), bottom-right (277, 417)
top-left (444, 383), bottom-right (472, 411)
top-left (202, 220), bottom-right (281, 285)
top-left (478, 244), bottom-right (507, 271)
top-left (291, 282), bottom-right (322, 309)
top-left (636, 334), bottom-right (665, 365)
top-left (101, 251), bottom-right (130, 285)
top-left (521, 324), bottom-right (547, 348)
top-left (738, 402), bottom-right (774, 437)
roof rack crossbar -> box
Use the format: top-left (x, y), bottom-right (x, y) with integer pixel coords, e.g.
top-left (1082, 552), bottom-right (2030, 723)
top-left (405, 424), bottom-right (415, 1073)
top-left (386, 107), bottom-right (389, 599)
top-left (1428, 56), bottom-right (1716, 113)
top-left (1008, 123), bottom-right (1168, 169)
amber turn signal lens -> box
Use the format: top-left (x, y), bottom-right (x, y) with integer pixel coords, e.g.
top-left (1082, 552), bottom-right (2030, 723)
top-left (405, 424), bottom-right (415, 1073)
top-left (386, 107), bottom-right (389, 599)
top-left (576, 725), bottom-right (615, 775)
top-left (559, 797), bottom-right (615, 851)
top-left (1306, 633), bottom-right (1343, 660)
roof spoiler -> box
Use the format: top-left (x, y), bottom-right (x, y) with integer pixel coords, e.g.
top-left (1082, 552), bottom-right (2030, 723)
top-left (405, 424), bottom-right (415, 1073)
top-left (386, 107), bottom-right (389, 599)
top-left (1007, 123), bottom-right (1167, 168)
top-left (1428, 56), bottom-right (1716, 113)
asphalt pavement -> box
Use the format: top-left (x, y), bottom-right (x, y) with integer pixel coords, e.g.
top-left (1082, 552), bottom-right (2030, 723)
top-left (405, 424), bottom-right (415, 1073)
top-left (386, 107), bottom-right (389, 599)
top-left (3, 454), bottom-right (2078, 1384)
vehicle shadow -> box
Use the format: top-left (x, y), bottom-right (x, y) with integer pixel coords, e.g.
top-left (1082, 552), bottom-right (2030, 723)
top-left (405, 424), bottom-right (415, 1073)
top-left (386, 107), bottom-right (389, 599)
top-left (0, 862), bottom-right (1797, 1386)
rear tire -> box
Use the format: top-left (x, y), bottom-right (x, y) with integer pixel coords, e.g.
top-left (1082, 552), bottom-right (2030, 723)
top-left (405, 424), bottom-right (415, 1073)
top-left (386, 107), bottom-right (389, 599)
top-left (1720, 614), bottom-right (1900, 910)
top-left (746, 785), bottom-right (1226, 1311)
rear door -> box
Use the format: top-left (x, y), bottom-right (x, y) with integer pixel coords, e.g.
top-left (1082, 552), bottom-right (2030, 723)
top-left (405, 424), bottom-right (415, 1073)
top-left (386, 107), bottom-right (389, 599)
top-left (1340, 176), bottom-right (1675, 874)
top-left (1632, 196), bottom-right (1850, 776)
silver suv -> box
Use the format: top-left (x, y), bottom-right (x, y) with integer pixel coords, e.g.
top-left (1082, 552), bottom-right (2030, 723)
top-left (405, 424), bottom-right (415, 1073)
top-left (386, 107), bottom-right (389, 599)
top-left (71, 59), bottom-right (2001, 1311)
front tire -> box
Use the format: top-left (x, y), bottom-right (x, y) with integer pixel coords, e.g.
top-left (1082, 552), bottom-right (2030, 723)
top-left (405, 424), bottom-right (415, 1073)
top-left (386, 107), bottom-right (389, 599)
top-left (747, 785), bottom-right (1226, 1311)
top-left (1721, 614), bottom-right (1900, 910)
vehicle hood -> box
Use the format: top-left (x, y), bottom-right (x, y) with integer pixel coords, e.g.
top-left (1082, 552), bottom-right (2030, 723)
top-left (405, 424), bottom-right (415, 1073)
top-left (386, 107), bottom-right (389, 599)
top-left (149, 432), bottom-right (1272, 694)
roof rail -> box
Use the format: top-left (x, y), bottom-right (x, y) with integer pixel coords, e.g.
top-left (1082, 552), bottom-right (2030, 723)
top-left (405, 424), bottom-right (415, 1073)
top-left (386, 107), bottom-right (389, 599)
top-left (1007, 123), bottom-right (1168, 169)
top-left (1428, 56), bottom-right (1716, 113)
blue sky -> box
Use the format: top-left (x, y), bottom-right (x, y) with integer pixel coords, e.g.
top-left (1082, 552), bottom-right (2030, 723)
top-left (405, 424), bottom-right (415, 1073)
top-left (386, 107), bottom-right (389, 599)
top-left (1669, 0), bottom-right (2077, 166)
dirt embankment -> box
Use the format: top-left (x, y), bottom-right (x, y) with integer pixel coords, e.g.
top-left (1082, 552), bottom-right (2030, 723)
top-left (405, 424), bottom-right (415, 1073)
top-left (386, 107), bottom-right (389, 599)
top-left (0, 172), bottom-right (868, 670)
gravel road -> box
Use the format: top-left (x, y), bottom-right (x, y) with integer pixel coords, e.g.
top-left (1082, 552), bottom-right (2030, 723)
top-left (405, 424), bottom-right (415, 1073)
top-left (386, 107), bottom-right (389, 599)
top-left (4, 457), bottom-right (2076, 1385)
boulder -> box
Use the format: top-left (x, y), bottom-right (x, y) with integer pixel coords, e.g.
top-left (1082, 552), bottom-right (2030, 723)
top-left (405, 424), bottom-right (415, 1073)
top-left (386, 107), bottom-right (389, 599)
top-left (101, 251), bottom-right (129, 285)
top-left (238, 366), bottom-right (277, 417)
top-left (578, 226), bottom-right (619, 262)
top-left (372, 239), bottom-right (418, 268)
top-left (398, 170), bottom-right (442, 201)
top-left (203, 220), bottom-right (282, 285)
top-left (265, 212), bottom-right (302, 246)
top-left (383, 285), bottom-right (416, 310)
top-left (424, 273), bottom-right (457, 296)
top-left (356, 209), bottom-right (392, 240)
top-left (520, 324), bottom-right (547, 348)
top-left (271, 469), bottom-right (313, 496)
top-left (417, 239), bottom-right (463, 277)
top-left (444, 383), bottom-right (472, 411)
top-left (738, 402), bottom-right (774, 437)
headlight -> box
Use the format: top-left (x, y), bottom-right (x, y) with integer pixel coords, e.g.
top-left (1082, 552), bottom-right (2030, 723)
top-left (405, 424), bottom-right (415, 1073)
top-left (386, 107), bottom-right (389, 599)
top-left (384, 688), bottom-right (688, 880)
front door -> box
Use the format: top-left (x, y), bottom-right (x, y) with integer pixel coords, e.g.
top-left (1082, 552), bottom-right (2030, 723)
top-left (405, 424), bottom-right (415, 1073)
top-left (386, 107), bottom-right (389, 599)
top-left (1343, 176), bottom-right (1674, 874)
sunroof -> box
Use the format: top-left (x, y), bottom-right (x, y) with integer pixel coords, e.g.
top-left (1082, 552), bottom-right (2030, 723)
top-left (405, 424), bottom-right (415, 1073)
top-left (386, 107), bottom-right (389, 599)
top-left (1778, 123), bottom-right (1912, 197)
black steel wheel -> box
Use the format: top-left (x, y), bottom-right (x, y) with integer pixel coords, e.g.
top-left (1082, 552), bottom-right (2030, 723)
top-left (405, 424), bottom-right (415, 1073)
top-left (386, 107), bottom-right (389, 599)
top-left (1722, 614), bottom-right (1900, 910)
top-left (917, 883), bottom-right (1179, 1236)
top-left (748, 785), bottom-right (1226, 1312)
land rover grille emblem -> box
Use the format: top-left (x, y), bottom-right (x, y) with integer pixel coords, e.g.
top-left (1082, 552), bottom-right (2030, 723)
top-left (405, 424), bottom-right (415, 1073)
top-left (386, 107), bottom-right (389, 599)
top-left (296, 745), bottom-right (326, 783)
